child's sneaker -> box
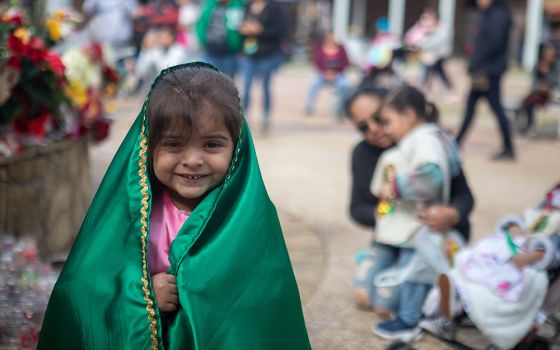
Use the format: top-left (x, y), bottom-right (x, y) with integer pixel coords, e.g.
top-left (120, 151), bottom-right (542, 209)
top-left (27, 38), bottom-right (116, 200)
top-left (418, 316), bottom-right (457, 341)
top-left (372, 317), bottom-right (423, 342)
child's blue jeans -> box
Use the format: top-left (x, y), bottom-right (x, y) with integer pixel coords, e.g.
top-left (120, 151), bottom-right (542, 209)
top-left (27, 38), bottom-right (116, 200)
top-left (354, 243), bottom-right (431, 326)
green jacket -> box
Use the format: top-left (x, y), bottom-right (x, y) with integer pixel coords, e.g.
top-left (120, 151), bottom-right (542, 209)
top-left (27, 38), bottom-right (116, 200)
top-left (37, 63), bottom-right (311, 350)
top-left (196, 0), bottom-right (244, 53)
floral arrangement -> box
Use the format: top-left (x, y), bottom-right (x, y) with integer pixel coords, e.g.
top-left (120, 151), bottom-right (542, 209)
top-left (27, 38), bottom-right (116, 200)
top-left (61, 42), bottom-right (119, 143)
top-left (0, 5), bottom-right (119, 158)
top-left (0, 11), bottom-right (69, 147)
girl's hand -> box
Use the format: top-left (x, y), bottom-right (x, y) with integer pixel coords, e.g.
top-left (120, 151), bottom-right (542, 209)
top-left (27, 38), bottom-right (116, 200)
top-left (418, 205), bottom-right (460, 232)
top-left (152, 273), bottom-right (179, 312)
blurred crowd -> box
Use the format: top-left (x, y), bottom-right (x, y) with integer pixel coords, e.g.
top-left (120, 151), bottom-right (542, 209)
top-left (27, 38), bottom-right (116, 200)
top-left (34, 0), bottom-right (560, 140)
top-left (61, 0), bottom-right (290, 131)
top-left (341, 1), bottom-right (560, 348)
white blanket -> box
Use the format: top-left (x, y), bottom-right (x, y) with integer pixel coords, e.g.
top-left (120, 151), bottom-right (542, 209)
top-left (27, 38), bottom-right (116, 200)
top-left (450, 267), bottom-right (548, 349)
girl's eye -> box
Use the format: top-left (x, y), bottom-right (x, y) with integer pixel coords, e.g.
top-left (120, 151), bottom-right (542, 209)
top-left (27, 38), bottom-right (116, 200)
top-left (205, 142), bottom-right (222, 149)
top-left (163, 141), bottom-right (183, 148)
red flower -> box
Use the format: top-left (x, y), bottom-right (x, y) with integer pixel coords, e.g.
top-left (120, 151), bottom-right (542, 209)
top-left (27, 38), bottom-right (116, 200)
top-left (26, 111), bottom-right (51, 139)
top-left (84, 42), bottom-right (104, 61)
top-left (2, 14), bottom-right (23, 26)
top-left (7, 34), bottom-right (27, 55)
top-left (7, 35), bottom-right (47, 64)
top-left (102, 65), bottom-right (120, 83)
top-left (93, 118), bottom-right (111, 142)
top-left (27, 38), bottom-right (47, 63)
top-left (44, 53), bottom-right (66, 77)
top-left (6, 55), bottom-right (22, 70)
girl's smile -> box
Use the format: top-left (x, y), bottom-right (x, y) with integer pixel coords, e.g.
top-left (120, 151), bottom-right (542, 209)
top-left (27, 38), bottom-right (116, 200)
top-left (177, 174), bottom-right (210, 182)
top-left (153, 116), bottom-right (235, 212)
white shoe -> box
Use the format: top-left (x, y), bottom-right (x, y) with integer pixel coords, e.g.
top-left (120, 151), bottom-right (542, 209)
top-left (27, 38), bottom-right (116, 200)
top-left (419, 316), bottom-right (457, 341)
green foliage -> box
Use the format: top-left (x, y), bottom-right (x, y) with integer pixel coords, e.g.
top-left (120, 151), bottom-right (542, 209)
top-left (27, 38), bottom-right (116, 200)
top-left (0, 22), bottom-right (14, 66)
top-left (29, 0), bottom-right (47, 39)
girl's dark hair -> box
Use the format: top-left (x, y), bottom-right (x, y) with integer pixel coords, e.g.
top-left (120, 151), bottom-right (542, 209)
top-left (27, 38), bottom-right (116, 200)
top-left (147, 65), bottom-right (243, 164)
top-left (384, 84), bottom-right (439, 123)
top-left (344, 83), bottom-right (389, 118)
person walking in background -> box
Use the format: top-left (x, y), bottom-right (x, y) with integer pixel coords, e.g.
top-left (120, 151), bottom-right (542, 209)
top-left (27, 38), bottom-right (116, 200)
top-left (409, 8), bottom-right (456, 99)
top-left (239, 0), bottom-right (287, 133)
top-left (196, 0), bottom-right (244, 78)
top-left (176, 0), bottom-right (201, 59)
top-left (135, 26), bottom-right (187, 91)
top-left (362, 17), bottom-right (402, 87)
top-left (515, 44), bottom-right (558, 136)
top-left (345, 84), bottom-right (474, 329)
top-left (83, 0), bottom-right (138, 51)
top-left (455, 0), bottom-right (514, 161)
top-left (304, 30), bottom-right (350, 119)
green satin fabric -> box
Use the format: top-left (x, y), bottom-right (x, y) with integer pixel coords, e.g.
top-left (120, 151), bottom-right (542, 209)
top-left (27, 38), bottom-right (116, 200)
top-left (38, 63), bottom-right (311, 350)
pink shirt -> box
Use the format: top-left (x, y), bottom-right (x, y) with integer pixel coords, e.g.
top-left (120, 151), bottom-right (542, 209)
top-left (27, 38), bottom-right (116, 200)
top-left (148, 191), bottom-right (190, 275)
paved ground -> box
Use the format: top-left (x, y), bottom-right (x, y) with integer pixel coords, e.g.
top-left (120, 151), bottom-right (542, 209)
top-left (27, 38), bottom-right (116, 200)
top-left (90, 59), bottom-right (560, 349)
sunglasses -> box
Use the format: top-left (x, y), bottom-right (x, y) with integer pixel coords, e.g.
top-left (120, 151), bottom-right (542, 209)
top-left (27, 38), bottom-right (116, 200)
top-left (356, 114), bottom-right (384, 134)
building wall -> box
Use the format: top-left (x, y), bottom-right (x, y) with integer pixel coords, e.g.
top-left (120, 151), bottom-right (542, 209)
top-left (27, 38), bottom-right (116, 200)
top-left (363, 1), bottom-right (389, 37)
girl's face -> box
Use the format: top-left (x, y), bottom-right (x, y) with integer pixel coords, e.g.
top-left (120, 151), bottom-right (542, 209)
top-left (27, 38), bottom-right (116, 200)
top-left (380, 106), bottom-right (420, 143)
top-left (153, 114), bottom-right (235, 212)
top-left (421, 11), bottom-right (438, 30)
top-left (324, 32), bottom-right (336, 45)
top-left (543, 46), bottom-right (556, 62)
top-left (476, 0), bottom-right (492, 10)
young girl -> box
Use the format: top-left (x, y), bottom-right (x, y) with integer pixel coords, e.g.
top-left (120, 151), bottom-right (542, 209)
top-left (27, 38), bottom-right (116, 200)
top-left (369, 85), bottom-right (461, 341)
top-left (38, 63), bottom-right (311, 349)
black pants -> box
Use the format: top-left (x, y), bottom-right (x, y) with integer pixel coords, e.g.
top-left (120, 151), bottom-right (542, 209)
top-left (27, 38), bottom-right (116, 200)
top-left (522, 89), bottom-right (549, 129)
top-left (422, 58), bottom-right (453, 89)
top-left (456, 75), bottom-right (514, 152)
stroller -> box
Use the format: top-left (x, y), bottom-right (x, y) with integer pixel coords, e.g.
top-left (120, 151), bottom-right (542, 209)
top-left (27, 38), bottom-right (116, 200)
top-left (435, 214), bottom-right (559, 349)
top-left (432, 278), bottom-right (560, 350)
top-left (388, 184), bottom-right (560, 350)
top-left (385, 261), bottom-right (560, 350)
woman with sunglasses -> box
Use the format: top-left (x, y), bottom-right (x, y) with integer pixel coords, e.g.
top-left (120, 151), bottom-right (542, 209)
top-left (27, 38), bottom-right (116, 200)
top-left (345, 83), bottom-right (474, 340)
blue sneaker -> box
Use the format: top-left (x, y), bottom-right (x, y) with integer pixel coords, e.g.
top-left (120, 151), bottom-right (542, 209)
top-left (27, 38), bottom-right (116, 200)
top-left (372, 317), bottom-right (422, 342)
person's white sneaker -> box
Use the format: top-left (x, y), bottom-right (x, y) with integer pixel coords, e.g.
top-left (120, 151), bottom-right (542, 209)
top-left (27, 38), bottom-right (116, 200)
top-left (419, 316), bottom-right (457, 341)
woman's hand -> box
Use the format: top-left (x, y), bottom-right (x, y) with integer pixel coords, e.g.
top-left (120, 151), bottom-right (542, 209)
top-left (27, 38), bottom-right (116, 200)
top-left (418, 205), bottom-right (460, 232)
top-left (239, 20), bottom-right (263, 36)
top-left (152, 273), bottom-right (179, 312)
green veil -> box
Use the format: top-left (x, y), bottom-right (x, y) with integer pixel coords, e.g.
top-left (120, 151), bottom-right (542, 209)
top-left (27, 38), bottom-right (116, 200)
top-left (38, 63), bottom-right (311, 350)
